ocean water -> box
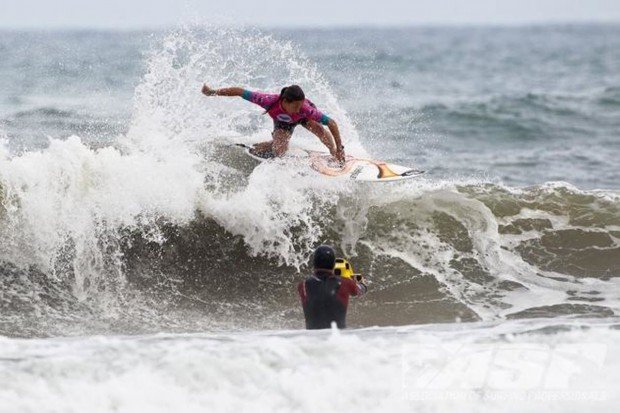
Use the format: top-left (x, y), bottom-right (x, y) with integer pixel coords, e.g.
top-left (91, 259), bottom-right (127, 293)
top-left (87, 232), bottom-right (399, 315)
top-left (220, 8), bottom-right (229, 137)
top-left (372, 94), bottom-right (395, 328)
top-left (0, 25), bottom-right (619, 411)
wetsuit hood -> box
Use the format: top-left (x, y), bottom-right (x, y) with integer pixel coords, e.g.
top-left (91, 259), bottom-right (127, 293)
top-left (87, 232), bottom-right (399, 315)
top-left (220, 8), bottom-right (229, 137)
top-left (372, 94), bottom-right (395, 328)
top-left (313, 245), bottom-right (336, 270)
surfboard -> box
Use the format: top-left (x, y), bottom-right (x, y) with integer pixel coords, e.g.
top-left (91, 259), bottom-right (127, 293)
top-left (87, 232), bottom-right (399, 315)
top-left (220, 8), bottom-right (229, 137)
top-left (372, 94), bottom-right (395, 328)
top-left (235, 143), bottom-right (425, 182)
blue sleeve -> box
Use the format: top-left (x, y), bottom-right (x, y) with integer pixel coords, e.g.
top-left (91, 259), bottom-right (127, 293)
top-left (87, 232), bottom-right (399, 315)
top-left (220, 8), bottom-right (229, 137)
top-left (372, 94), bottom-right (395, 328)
top-left (320, 114), bottom-right (330, 125)
top-left (241, 89), bottom-right (252, 101)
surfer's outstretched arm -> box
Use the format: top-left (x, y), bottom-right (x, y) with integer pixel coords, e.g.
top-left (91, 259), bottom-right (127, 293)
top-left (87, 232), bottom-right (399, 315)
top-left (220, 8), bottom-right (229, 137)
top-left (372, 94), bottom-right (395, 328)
top-left (201, 84), bottom-right (244, 97)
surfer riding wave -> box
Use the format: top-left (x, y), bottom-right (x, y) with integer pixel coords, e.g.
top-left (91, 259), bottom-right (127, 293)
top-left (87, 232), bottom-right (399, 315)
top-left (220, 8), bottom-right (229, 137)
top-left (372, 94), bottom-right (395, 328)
top-left (202, 84), bottom-right (346, 163)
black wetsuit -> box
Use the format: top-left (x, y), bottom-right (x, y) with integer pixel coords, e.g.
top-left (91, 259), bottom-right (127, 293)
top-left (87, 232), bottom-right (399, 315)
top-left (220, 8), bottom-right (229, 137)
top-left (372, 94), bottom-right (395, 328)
top-left (298, 270), bottom-right (365, 329)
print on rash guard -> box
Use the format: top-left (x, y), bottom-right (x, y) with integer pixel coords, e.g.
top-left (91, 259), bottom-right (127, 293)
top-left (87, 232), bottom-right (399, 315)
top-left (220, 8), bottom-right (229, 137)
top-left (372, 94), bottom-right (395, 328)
top-left (242, 89), bottom-right (331, 126)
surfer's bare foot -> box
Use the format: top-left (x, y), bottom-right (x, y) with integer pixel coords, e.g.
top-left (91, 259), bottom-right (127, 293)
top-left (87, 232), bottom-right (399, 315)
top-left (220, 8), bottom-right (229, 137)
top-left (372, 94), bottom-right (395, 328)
top-left (250, 142), bottom-right (276, 159)
top-left (252, 141), bottom-right (272, 154)
top-left (335, 147), bottom-right (346, 164)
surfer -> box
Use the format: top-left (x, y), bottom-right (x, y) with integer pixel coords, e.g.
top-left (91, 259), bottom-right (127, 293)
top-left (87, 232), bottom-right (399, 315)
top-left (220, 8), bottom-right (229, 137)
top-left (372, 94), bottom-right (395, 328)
top-left (202, 84), bottom-right (346, 163)
top-left (298, 245), bottom-right (368, 329)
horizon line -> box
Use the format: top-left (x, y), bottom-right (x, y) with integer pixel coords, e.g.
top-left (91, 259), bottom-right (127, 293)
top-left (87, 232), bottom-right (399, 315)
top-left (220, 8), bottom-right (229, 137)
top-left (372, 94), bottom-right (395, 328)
top-left (1, 19), bottom-right (620, 32)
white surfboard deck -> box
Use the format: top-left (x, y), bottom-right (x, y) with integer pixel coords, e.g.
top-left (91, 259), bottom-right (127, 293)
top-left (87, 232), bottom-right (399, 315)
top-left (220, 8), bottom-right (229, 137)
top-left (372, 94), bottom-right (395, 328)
top-left (235, 143), bottom-right (425, 182)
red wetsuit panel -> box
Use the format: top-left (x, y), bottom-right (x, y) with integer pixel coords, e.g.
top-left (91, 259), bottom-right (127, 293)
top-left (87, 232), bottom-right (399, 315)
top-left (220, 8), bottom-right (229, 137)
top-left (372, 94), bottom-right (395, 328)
top-left (334, 277), bottom-right (361, 308)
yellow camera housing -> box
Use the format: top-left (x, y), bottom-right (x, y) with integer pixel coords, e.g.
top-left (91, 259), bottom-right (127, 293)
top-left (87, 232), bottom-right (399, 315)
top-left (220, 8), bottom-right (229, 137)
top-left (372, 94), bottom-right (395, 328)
top-left (334, 258), bottom-right (355, 279)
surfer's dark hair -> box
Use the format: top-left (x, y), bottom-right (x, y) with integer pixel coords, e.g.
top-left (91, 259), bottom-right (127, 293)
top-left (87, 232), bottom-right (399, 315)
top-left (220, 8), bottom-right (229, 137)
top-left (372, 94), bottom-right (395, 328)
top-left (264, 85), bottom-right (305, 113)
top-left (281, 85), bottom-right (305, 102)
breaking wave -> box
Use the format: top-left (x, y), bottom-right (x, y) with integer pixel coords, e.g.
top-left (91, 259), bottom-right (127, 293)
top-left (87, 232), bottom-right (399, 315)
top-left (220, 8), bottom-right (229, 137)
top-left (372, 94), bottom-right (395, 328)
top-left (0, 27), bottom-right (618, 338)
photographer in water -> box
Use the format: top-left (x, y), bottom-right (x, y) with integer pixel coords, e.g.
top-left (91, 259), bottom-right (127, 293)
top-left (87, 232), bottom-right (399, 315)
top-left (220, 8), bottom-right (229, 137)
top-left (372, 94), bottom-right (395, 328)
top-left (298, 245), bottom-right (368, 329)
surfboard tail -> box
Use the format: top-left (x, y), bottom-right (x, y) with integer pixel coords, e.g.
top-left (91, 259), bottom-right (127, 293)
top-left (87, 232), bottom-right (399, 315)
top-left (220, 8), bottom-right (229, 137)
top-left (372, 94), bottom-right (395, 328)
top-left (400, 169), bottom-right (425, 177)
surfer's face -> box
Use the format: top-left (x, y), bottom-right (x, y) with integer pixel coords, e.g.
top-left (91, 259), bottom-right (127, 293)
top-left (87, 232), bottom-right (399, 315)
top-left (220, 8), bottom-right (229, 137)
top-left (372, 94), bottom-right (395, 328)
top-left (282, 99), bottom-right (303, 114)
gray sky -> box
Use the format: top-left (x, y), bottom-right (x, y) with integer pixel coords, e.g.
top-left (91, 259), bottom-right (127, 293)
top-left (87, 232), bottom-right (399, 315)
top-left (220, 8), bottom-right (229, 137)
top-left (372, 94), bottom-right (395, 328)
top-left (2, 0), bottom-right (620, 29)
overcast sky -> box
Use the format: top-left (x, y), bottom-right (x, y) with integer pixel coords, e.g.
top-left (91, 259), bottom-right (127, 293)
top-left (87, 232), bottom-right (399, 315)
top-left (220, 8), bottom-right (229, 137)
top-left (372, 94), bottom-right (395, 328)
top-left (2, 0), bottom-right (620, 29)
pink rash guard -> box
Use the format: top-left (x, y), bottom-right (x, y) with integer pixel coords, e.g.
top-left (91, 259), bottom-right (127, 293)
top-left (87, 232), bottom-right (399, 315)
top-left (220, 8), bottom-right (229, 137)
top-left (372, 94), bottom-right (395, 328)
top-left (242, 89), bottom-right (331, 130)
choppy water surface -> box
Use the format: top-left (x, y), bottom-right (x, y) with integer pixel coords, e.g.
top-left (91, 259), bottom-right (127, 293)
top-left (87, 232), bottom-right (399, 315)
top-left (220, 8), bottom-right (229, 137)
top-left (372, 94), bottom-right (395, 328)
top-left (0, 25), bottom-right (618, 411)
